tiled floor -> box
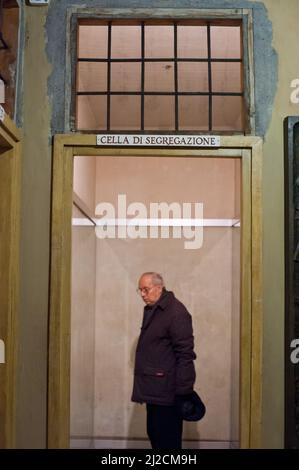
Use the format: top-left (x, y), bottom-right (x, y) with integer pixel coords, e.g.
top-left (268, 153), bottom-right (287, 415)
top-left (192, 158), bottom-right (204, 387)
top-left (70, 438), bottom-right (234, 449)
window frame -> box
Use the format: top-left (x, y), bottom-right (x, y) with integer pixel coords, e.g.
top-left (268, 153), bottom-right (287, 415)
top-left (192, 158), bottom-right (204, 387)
top-left (66, 8), bottom-right (255, 135)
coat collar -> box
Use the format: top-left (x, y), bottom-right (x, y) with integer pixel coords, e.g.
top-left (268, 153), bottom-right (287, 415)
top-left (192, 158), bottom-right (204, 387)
top-left (141, 290), bottom-right (174, 331)
top-left (144, 288), bottom-right (174, 312)
top-left (155, 289), bottom-right (174, 310)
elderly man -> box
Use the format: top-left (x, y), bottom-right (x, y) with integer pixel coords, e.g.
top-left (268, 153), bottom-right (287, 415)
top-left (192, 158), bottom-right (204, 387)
top-left (131, 272), bottom-right (197, 449)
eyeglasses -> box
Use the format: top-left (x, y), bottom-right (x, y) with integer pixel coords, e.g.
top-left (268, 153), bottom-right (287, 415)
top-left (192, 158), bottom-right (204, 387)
top-left (136, 286), bottom-right (155, 295)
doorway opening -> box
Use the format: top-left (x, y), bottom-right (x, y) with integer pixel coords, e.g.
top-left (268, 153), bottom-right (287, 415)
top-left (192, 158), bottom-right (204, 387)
top-left (70, 154), bottom-right (241, 449)
top-left (48, 135), bottom-right (262, 449)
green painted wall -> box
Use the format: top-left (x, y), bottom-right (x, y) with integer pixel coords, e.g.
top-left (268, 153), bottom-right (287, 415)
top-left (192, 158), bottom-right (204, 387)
top-left (16, 6), bottom-right (51, 448)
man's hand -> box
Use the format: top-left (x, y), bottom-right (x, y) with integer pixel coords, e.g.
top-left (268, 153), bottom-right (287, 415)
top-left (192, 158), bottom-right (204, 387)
top-left (175, 393), bottom-right (193, 402)
top-left (175, 391), bottom-right (206, 421)
top-left (174, 393), bottom-right (195, 419)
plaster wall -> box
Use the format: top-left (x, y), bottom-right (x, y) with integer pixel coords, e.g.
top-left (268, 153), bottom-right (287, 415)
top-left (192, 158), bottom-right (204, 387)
top-left (93, 228), bottom-right (237, 443)
top-left (70, 223), bottom-right (96, 439)
top-left (73, 156), bottom-right (96, 213)
top-left (70, 155), bottom-right (240, 444)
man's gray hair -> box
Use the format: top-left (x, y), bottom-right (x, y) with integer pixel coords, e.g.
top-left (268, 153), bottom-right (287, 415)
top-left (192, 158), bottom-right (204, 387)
top-left (141, 272), bottom-right (164, 287)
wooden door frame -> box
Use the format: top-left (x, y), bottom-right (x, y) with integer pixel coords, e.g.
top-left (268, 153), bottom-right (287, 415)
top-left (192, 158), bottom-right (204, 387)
top-left (48, 134), bottom-right (263, 449)
top-left (0, 110), bottom-right (21, 448)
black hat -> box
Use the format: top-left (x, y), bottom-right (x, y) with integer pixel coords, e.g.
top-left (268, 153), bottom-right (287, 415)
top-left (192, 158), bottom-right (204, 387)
top-left (175, 391), bottom-right (206, 422)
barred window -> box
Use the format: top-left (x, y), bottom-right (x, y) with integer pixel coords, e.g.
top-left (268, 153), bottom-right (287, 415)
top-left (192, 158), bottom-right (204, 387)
top-left (75, 19), bottom-right (245, 133)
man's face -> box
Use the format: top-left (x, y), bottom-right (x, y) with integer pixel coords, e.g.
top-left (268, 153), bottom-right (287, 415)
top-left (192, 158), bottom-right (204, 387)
top-left (138, 275), bottom-right (163, 305)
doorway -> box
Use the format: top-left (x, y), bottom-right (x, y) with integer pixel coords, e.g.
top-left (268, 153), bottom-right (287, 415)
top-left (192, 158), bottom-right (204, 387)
top-left (0, 111), bottom-right (21, 448)
top-left (48, 135), bottom-right (263, 449)
top-left (71, 153), bottom-right (240, 449)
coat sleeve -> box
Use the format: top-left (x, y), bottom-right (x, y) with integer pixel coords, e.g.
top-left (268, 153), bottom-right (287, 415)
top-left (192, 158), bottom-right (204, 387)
top-left (169, 306), bottom-right (197, 395)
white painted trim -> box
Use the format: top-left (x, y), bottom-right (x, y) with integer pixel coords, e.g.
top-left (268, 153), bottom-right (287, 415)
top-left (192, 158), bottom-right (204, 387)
top-left (72, 218), bottom-right (241, 227)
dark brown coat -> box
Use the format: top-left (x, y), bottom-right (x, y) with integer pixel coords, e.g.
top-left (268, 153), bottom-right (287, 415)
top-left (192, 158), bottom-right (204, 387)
top-left (131, 289), bottom-right (197, 406)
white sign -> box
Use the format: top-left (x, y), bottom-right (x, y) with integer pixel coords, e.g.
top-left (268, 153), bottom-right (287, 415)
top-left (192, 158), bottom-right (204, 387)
top-left (0, 105), bottom-right (4, 122)
top-left (96, 134), bottom-right (220, 147)
top-left (28, 0), bottom-right (49, 5)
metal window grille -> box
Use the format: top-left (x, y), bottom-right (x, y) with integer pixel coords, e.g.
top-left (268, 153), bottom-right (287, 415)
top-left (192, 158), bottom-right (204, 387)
top-left (75, 19), bottom-right (244, 133)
